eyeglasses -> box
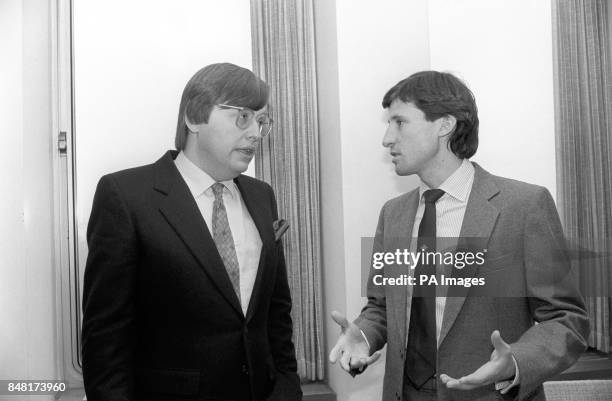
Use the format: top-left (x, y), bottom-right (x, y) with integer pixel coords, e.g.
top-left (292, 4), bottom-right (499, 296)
top-left (217, 103), bottom-right (274, 137)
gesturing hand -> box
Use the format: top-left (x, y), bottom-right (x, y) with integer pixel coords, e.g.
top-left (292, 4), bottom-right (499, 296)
top-left (440, 330), bottom-right (516, 392)
top-left (328, 311), bottom-right (382, 377)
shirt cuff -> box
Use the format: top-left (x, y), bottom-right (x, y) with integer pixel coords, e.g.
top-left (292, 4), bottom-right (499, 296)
top-left (359, 329), bottom-right (371, 353)
top-left (495, 355), bottom-right (520, 394)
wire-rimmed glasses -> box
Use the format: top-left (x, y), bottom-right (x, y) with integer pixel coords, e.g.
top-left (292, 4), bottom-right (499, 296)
top-left (217, 103), bottom-right (273, 137)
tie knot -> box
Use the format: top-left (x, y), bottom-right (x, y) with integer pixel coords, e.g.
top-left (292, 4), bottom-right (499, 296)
top-left (423, 189), bottom-right (445, 204)
top-left (211, 182), bottom-right (225, 199)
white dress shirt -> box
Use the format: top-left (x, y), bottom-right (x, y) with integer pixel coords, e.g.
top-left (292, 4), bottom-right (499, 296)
top-left (411, 158), bottom-right (475, 344)
top-left (174, 151), bottom-right (262, 314)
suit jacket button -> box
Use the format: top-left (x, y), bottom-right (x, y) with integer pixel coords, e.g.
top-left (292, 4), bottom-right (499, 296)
top-left (242, 364), bottom-right (249, 375)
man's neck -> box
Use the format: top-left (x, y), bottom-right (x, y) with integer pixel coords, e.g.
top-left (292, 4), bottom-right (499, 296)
top-left (418, 155), bottom-right (463, 188)
top-left (183, 146), bottom-right (233, 182)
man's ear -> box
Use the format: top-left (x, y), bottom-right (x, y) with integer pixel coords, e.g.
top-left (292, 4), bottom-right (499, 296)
top-left (184, 114), bottom-right (201, 134)
top-left (439, 115), bottom-right (457, 137)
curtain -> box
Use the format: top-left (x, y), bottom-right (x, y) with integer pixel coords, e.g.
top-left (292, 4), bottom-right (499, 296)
top-left (553, 0), bottom-right (612, 352)
top-left (250, 0), bottom-right (324, 381)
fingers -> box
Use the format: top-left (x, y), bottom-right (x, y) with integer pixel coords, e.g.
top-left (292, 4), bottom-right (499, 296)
top-left (439, 374), bottom-right (453, 385)
top-left (440, 330), bottom-right (514, 391)
top-left (329, 342), bottom-right (342, 364)
top-left (440, 363), bottom-right (493, 390)
top-left (440, 373), bottom-right (485, 390)
top-left (440, 374), bottom-right (474, 389)
top-left (329, 340), bottom-right (379, 376)
top-left (350, 355), bottom-right (369, 370)
top-left (329, 313), bottom-right (378, 377)
top-left (329, 341), bottom-right (360, 374)
top-left (364, 350), bottom-right (382, 365)
top-left (347, 355), bottom-right (372, 378)
top-left (331, 310), bottom-right (350, 331)
top-left (491, 330), bottom-right (510, 353)
top-left (339, 347), bottom-right (351, 372)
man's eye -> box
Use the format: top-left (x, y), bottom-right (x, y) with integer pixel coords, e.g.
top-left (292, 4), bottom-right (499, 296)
top-left (238, 111), bottom-right (251, 121)
top-left (395, 120), bottom-right (405, 128)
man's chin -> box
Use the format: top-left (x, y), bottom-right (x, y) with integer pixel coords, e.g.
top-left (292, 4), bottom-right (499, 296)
top-left (230, 161), bottom-right (250, 175)
top-left (393, 165), bottom-right (415, 176)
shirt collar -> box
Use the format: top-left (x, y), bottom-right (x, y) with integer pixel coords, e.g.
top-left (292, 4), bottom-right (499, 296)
top-left (174, 151), bottom-right (238, 199)
top-left (418, 158), bottom-right (475, 202)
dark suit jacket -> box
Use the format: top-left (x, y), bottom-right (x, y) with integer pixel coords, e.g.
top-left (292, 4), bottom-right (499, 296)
top-left (356, 163), bottom-right (589, 401)
top-left (82, 151), bottom-right (301, 401)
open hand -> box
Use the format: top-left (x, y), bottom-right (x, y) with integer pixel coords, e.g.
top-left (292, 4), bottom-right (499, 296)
top-left (329, 311), bottom-right (381, 376)
top-left (440, 330), bottom-right (515, 392)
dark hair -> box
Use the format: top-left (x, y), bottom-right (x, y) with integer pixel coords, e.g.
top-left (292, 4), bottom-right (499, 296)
top-left (174, 63), bottom-right (269, 150)
top-left (382, 71), bottom-right (479, 159)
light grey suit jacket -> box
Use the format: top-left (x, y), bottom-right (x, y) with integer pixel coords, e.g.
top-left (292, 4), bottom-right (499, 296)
top-left (356, 163), bottom-right (589, 401)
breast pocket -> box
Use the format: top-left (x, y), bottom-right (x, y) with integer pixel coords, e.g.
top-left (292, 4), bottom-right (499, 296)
top-left (482, 252), bottom-right (521, 273)
top-left (476, 252), bottom-right (526, 297)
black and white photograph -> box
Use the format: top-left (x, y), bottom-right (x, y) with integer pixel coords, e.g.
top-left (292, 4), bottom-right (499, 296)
top-left (1, 0), bottom-right (611, 400)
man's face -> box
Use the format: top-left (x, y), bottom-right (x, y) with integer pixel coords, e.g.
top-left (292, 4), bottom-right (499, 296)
top-left (189, 105), bottom-right (266, 180)
top-left (382, 100), bottom-right (444, 176)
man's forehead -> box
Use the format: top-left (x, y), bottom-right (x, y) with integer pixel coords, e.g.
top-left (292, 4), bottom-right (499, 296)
top-left (387, 100), bottom-right (422, 114)
top-left (382, 109), bottom-right (394, 122)
top-left (389, 98), bottom-right (416, 109)
top-left (384, 101), bottom-right (414, 118)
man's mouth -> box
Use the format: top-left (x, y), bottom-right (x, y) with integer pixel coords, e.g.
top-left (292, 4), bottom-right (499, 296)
top-left (390, 151), bottom-right (401, 164)
top-left (237, 148), bottom-right (256, 157)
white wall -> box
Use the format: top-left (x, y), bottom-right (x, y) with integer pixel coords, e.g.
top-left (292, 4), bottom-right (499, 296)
top-left (0, 1), bottom-right (57, 400)
top-left (429, 0), bottom-right (556, 197)
top-left (314, 0), bottom-right (348, 394)
top-left (317, 1), bottom-right (556, 400)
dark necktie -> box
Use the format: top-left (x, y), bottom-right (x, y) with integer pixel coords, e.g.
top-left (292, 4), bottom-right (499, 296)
top-left (211, 183), bottom-right (241, 303)
top-left (405, 188), bottom-right (445, 389)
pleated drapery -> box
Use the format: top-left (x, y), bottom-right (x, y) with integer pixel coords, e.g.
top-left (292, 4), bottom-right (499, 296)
top-left (250, 0), bottom-right (324, 381)
top-left (553, 0), bottom-right (612, 352)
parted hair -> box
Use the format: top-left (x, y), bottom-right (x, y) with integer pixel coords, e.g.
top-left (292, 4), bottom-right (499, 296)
top-left (382, 71), bottom-right (479, 159)
top-left (174, 63), bottom-right (269, 150)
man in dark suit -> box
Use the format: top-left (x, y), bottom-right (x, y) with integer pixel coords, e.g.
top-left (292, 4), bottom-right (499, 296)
top-left (330, 71), bottom-right (589, 400)
top-left (82, 63), bottom-right (301, 401)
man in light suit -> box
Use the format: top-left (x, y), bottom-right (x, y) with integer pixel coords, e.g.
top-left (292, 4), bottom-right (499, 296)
top-left (330, 71), bottom-right (589, 401)
top-left (82, 63), bottom-right (301, 401)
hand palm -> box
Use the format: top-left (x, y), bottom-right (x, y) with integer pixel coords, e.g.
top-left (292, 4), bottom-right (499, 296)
top-left (440, 330), bottom-right (515, 391)
top-left (329, 311), bottom-right (381, 375)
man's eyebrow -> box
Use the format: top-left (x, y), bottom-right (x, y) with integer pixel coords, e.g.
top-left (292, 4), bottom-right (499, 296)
top-left (388, 114), bottom-right (407, 120)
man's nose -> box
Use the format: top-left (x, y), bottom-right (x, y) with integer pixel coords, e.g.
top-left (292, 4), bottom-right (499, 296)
top-left (245, 121), bottom-right (262, 141)
top-left (382, 126), bottom-right (395, 148)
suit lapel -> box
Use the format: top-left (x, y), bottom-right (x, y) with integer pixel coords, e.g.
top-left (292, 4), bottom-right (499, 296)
top-left (234, 176), bottom-right (275, 322)
top-left (387, 190), bottom-right (419, 345)
top-left (153, 151), bottom-right (244, 318)
top-left (438, 163), bottom-right (500, 347)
